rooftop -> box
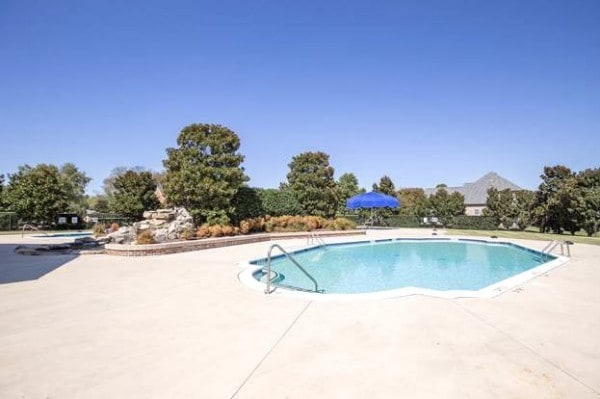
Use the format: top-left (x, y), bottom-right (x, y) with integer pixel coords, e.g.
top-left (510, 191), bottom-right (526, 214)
top-left (424, 172), bottom-right (523, 205)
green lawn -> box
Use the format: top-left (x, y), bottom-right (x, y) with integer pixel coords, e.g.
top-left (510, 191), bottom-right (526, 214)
top-left (446, 228), bottom-right (600, 246)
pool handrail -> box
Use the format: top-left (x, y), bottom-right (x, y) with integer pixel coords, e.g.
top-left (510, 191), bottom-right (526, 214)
top-left (541, 240), bottom-right (571, 259)
top-left (21, 224), bottom-right (48, 238)
top-left (264, 243), bottom-right (319, 294)
top-left (306, 232), bottom-right (326, 248)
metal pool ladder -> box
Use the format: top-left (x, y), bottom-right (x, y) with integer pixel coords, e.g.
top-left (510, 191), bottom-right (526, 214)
top-left (264, 243), bottom-right (319, 294)
top-left (541, 240), bottom-right (571, 259)
top-left (21, 224), bottom-right (47, 238)
top-left (306, 232), bottom-right (326, 247)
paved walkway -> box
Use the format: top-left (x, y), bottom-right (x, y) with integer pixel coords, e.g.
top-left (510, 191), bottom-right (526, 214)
top-left (1, 230), bottom-right (599, 398)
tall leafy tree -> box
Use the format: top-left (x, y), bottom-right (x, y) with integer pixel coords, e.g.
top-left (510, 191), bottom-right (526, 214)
top-left (576, 168), bottom-right (600, 236)
top-left (87, 195), bottom-right (111, 213)
top-left (59, 163), bottom-right (91, 215)
top-left (103, 166), bottom-right (147, 195)
top-left (109, 170), bottom-right (159, 220)
top-left (163, 123), bottom-right (247, 223)
top-left (397, 188), bottom-right (428, 217)
top-left (336, 173), bottom-right (364, 213)
top-left (427, 188), bottom-right (465, 227)
top-left (0, 174), bottom-right (5, 209)
top-left (485, 188), bottom-right (536, 230)
top-left (5, 164), bottom-right (70, 225)
top-left (513, 190), bottom-right (536, 230)
top-left (534, 165), bottom-right (580, 234)
top-left (286, 151), bottom-right (338, 217)
top-left (372, 175), bottom-right (396, 195)
top-left (484, 188), bottom-right (514, 227)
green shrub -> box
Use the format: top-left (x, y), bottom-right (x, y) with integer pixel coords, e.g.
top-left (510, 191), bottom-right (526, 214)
top-left (341, 214), bottom-right (422, 227)
top-left (257, 188), bottom-right (302, 216)
top-left (230, 187), bottom-right (264, 224)
top-left (204, 210), bottom-right (230, 226)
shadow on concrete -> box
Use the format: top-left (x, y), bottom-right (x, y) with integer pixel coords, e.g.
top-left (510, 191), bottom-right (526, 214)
top-left (0, 244), bottom-right (79, 284)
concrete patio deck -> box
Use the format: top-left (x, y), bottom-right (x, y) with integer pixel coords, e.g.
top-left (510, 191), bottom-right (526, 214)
top-left (1, 230), bottom-right (599, 398)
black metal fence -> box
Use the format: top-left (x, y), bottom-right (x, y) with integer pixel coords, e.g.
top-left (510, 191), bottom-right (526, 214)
top-left (0, 212), bottom-right (19, 230)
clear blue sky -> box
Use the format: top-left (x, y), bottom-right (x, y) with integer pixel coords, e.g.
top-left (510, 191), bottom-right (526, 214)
top-left (1, 0), bottom-right (598, 194)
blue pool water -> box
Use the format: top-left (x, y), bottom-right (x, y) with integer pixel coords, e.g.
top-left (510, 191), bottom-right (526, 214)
top-left (252, 239), bottom-right (552, 294)
top-left (33, 232), bottom-right (92, 238)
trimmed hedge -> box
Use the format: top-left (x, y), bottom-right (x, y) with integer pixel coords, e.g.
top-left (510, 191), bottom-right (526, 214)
top-left (450, 215), bottom-right (498, 230)
top-left (342, 213), bottom-right (499, 230)
top-left (386, 215), bottom-right (423, 227)
top-left (341, 214), bottom-right (423, 227)
top-left (257, 188), bottom-right (302, 217)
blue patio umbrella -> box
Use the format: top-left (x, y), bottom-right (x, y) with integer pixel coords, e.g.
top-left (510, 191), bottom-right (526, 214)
top-left (346, 191), bottom-right (400, 227)
top-left (346, 191), bottom-right (400, 209)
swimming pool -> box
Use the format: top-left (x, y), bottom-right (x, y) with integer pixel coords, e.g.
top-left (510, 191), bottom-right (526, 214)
top-left (31, 232), bottom-right (92, 239)
top-left (239, 238), bottom-right (569, 299)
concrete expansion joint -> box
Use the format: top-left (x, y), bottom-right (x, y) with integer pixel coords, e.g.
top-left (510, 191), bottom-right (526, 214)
top-left (229, 301), bottom-right (313, 399)
top-left (453, 301), bottom-right (600, 397)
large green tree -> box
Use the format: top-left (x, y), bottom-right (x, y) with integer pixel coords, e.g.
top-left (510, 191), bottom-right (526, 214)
top-left (87, 195), bottom-right (110, 213)
top-left (59, 163), bottom-right (91, 215)
top-left (427, 188), bottom-right (465, 227)
top-left (372, 175), bottom-right (396, 196)
top-left (336, 173), bottom-right (364, 213)
top-left (5, 164), bottom-right (73, 225)
top-left (485, 188), bottom-right (535, 230)
top-left (109, 170), bottom-right (159, 220)
top-left (163, 123), bottom-right (247, 223)
top-left (286, 151), bottom-right (338, 217)
top-left (576, 168), bottom-right (600, 236)
top-left (513, 190), bottom-right (536, 230)
top-left (534, 165), bottom-right (580, 234)
top-left (484, 188), bottom-right (514, 227)
top-left (397, 188), bottom-right (428, 217)
top-left (103, 166), bottom-right (147, 195)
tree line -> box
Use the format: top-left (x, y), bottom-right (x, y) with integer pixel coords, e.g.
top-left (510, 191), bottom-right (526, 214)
top-left (0, 123), bottom-right (598, 235)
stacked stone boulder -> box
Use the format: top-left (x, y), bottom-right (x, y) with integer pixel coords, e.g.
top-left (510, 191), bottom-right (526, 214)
top-left (106, 207), bottom-right (194, 244)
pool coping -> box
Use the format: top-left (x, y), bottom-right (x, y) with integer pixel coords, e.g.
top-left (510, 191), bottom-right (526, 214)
top-left (238, 237), bottom-right (571, 300)
top-left (29, 232), bottom-right (93, 239)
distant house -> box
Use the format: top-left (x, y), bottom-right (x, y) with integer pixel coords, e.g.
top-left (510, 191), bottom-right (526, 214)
top-left (424, 172), bottom-right (523, 216)
top-left (55, 213), bottom-right (83, 229)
